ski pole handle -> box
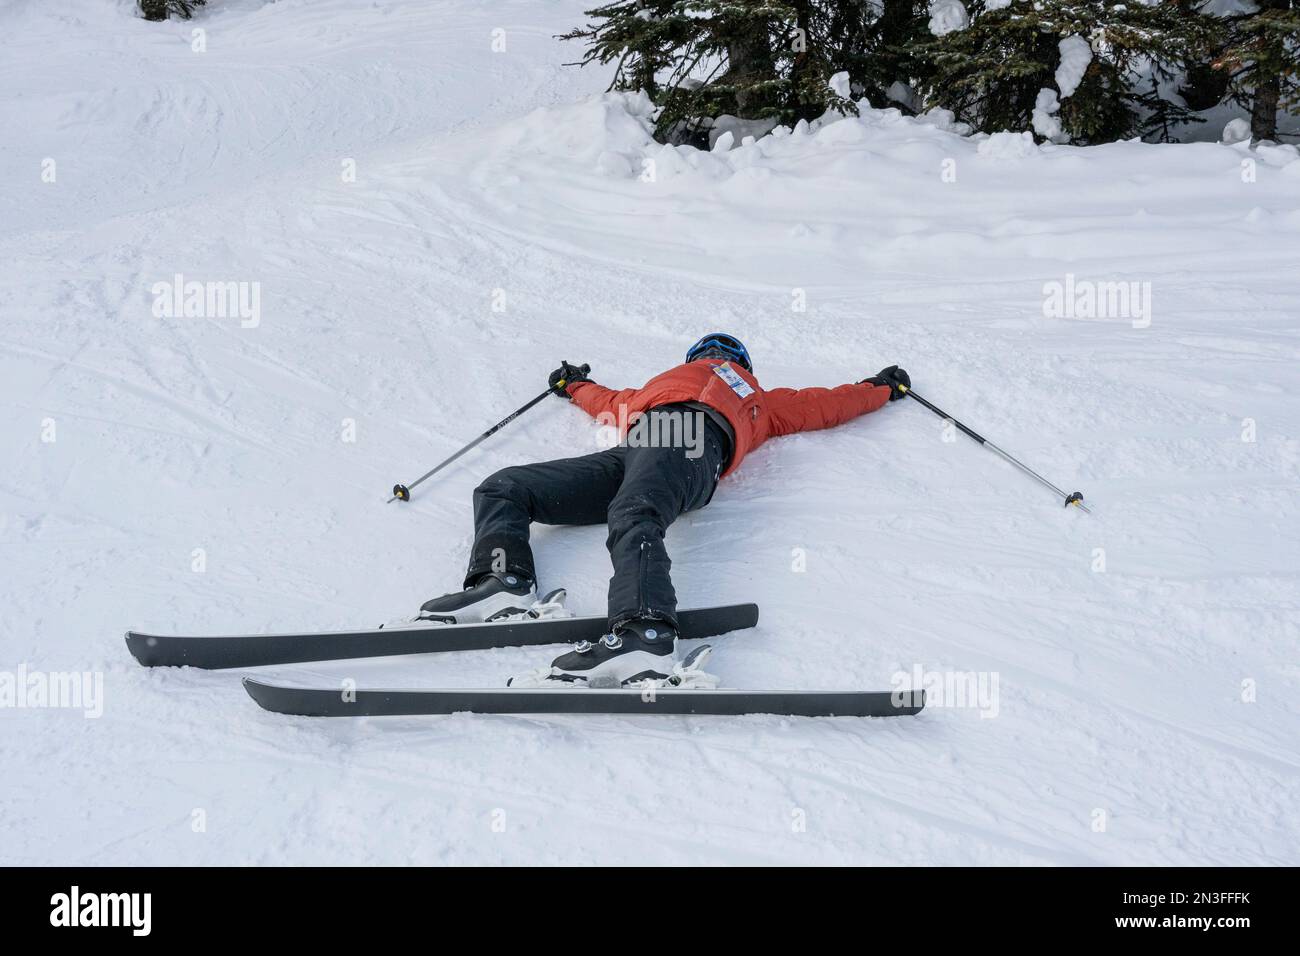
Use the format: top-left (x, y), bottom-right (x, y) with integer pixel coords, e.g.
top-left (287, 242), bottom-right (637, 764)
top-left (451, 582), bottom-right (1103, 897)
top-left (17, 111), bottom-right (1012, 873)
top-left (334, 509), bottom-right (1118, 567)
top-left (553, 363), bottom-right (590, 392)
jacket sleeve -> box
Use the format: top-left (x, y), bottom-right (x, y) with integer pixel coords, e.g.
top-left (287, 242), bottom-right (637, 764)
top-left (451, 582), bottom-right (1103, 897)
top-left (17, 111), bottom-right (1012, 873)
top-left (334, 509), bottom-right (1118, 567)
top-left (567, 380), bottom-right (636, 422)
top-left (765, 382), bottom-right (892, 437)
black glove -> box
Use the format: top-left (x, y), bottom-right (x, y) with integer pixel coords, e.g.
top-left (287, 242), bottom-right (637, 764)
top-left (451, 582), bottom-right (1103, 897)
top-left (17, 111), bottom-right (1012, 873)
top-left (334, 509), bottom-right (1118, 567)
top-left (860, 365), bottom-right (910, 401)
top-left (548, 361), bottom-right (590, 399)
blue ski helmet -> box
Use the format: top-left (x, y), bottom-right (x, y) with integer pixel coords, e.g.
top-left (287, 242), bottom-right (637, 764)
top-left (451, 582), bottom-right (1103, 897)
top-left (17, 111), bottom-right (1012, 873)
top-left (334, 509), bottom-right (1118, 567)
top-left (685, 332), bottom-right (752, 373)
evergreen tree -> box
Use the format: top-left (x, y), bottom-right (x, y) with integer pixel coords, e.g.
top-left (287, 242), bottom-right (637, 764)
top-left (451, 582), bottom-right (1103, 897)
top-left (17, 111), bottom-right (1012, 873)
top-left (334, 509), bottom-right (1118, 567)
top-left (1179, 58), bottom-right (1231, 112)
top-left (1174, 0), bottom-right (1230, 112)
top-left (1130, 77), bottom-right (1205, 144)
top-left (560, 2), bottom-right (866, 143)
top-left (832, 0), bottom-right (932, 109)
top-left (139, 0), bottom-right (207, 22)
top-left (560, 1), bottom-right (1292, 146)
top-left (911, 1), bottom-right (1213, 145)
top-left (1213, 0), bottom-right (1300, 141)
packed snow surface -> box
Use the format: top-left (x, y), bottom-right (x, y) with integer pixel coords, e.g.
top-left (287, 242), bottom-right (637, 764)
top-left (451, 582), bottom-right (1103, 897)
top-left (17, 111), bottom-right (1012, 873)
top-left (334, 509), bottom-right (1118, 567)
top-left (2, 0), bottom-right (1298, 865)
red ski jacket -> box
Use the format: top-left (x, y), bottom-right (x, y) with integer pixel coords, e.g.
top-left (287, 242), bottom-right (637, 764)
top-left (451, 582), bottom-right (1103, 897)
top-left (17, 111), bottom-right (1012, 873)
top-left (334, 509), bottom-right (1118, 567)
top-left (567, 359), bottom-right (892, 477)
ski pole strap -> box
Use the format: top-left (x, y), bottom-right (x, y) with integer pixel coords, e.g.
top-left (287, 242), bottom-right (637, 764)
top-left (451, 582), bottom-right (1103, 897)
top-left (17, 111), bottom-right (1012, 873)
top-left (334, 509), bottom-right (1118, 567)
top-left (899, 385), bottom-right (1090, 513)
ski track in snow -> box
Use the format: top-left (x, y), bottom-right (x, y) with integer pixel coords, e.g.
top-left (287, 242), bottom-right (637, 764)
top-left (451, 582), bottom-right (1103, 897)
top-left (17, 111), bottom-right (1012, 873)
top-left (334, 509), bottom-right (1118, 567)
top-left (2, 0), bottom-right (1298, 865)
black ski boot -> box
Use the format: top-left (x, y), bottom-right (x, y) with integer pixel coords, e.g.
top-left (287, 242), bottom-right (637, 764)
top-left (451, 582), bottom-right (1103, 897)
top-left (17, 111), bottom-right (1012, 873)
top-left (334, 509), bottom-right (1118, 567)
top-left (417, 571), bottom-right (536, 625)
top-left (546, 618), bottom-right (678, 686)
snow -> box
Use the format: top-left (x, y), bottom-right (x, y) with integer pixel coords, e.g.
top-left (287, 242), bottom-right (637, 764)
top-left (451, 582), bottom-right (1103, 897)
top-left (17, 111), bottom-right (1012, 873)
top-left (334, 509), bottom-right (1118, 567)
top-left (828, 70), bottom-right (853, 102)
top-left (887, 80), bottom-right (921, 112)
top-left (1056, 35), bottom-right (1094, 100)
top-left (978, 130), bottom-right (1040, 160)
top-left (1222, 118), bottom-right (1253, 145)
top-left (928, 0), bottom-right (969, 37)
top-left (3, 0), bottom-right (1300, 866)
top-left (1032, 88), bottom-right (1065, 141)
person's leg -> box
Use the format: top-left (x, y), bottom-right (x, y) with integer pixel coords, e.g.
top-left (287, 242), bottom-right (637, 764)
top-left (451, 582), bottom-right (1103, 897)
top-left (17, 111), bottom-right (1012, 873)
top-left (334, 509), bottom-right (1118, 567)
top-left (465, 449), bottom-right (625, 587)
top-left (604, 407), bottom-right (726, 628)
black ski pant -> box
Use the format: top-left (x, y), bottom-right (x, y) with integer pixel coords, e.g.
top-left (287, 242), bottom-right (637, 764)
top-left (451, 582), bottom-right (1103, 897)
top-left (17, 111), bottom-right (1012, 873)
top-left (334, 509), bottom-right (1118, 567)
top-left (465, 404), bottom-right (728, 629)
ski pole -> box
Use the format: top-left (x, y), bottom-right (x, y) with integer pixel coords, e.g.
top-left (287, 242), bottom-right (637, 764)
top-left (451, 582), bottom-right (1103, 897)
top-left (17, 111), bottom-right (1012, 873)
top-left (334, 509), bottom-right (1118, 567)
top-left (898, 384), bottom-right (1090, 513)
top-left (389, 364), bottom-right (589, 503)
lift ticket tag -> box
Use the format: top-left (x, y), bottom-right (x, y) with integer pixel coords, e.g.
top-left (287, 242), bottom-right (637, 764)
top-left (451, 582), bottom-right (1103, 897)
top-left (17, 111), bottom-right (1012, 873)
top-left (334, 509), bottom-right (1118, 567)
top-left (713, 361), bottom-right (754, 399)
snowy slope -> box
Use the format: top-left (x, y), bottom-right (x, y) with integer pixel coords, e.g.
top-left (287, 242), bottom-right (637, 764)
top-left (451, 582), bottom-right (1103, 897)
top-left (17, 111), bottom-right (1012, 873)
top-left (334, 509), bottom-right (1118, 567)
top-left (2, 0), bottom-right (1298, 865)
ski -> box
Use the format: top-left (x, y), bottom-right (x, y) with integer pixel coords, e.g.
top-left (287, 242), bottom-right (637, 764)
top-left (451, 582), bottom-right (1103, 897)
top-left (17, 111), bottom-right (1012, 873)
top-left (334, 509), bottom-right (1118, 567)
top-left (243, 678), bottom-right (925, 718)
top-left (125, 603), bottom-right (759, 670)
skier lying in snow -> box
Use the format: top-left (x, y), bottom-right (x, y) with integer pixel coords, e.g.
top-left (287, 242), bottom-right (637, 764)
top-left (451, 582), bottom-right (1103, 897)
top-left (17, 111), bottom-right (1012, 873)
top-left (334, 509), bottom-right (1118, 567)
top-left (419, 333), bottom-right (910, 685)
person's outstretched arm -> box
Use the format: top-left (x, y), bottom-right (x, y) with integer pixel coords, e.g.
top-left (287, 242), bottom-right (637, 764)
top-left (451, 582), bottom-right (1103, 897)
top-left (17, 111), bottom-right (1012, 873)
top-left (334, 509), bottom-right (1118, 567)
top-left (766, 365), bottom-right (909, 436)
top-left (567, 380), bottom-right (636, 420)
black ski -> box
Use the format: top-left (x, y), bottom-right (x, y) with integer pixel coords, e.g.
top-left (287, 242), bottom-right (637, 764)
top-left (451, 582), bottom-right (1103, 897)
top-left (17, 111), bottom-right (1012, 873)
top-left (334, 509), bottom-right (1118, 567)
top-left (125, 603), bottom-right (758, 670)
top-left (243, 678), bottom-right (925, 718)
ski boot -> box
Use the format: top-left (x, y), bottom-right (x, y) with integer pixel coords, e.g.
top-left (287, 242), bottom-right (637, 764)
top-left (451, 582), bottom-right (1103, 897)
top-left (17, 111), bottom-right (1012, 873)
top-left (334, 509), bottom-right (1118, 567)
top-left (509, 635), bottom-right (717, 690)
top-left (551, 619), bottom-right (677, 686)
top-left (510, 617), bottom-right (691, 688)
top-left (382, 578), bottom-right (570, 629)
top-left (382, 571), bottom-right (540, 629)
top-left (419, 571), bottom-right (537, 624)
